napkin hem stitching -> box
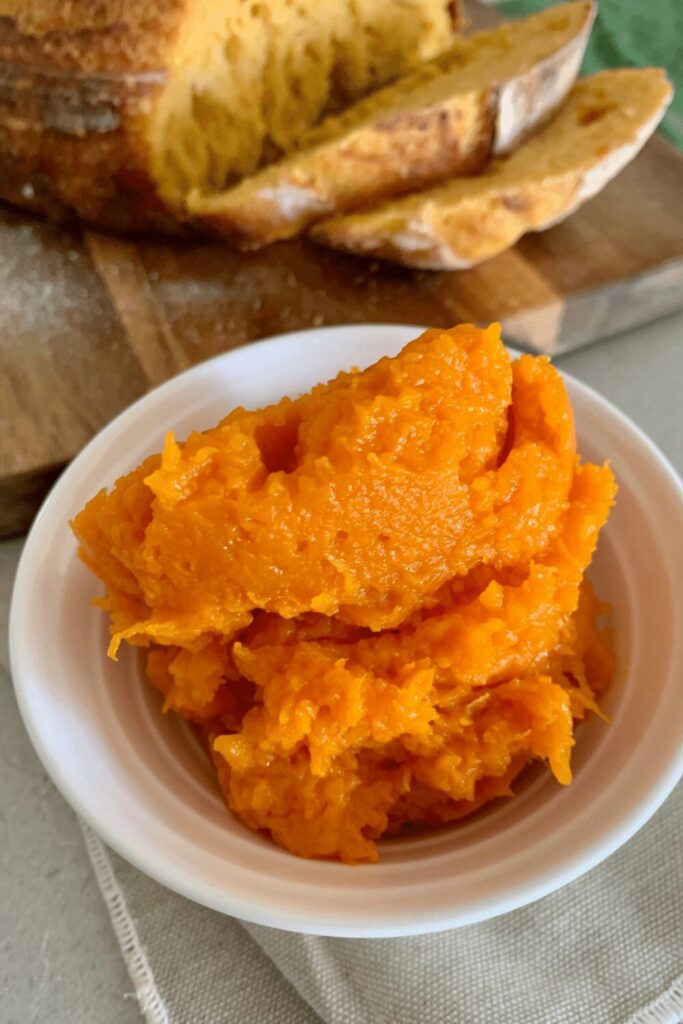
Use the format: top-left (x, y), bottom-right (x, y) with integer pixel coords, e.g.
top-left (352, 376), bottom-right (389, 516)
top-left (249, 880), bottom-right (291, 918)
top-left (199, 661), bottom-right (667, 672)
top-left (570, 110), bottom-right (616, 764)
top-left (626, 971), bottom-right (683, 1024)
top-left (80, 819), bottom-right (170, 1024)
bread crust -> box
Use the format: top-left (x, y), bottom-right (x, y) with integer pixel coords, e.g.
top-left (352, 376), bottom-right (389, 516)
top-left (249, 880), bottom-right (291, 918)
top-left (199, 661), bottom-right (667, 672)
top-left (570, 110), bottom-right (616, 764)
top-left (0, 2), bottom-right (187, 73)
top-left (0, 60), bottom-right (179, 230)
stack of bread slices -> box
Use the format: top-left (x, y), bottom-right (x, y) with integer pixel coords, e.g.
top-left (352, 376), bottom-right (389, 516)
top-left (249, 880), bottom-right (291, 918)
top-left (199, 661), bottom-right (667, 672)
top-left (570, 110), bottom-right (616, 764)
top-left (0, 0), bottom-right (672, 269)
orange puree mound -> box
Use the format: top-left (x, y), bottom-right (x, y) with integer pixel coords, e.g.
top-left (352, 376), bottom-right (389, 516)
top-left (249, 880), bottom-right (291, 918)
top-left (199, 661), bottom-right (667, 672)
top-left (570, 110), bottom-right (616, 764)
top-left (73, 324), bottom-right (578, 652)
top-left (72, 324), bottom-right (616, 864)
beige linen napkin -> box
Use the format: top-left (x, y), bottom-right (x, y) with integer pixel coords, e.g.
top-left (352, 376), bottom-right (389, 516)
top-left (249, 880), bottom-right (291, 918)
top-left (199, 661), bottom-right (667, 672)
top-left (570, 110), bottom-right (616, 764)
top-left (81, 783), bottom-right (683, 1024)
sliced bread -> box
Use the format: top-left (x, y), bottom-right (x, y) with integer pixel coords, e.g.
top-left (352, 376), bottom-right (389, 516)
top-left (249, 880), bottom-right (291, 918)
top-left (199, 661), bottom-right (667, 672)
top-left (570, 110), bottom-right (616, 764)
top-left (188, 1), bottom-right (595, 247)
top-left (312, 69), bottom-right (673, 271)
top-left (0, 0), bottom-right (462, 231)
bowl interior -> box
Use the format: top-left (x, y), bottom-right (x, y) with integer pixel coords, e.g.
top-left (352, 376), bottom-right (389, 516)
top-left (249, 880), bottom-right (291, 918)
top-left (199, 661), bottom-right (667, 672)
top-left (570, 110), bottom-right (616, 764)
top-left (11, 324), bottom-right (683, 936)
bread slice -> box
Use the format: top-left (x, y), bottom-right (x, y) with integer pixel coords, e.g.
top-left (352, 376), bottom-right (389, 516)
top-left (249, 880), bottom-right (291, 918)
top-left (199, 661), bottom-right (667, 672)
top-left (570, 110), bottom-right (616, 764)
top-left (0, 0), bottom-right (462, 232)
top-left (312, 69), bottom-right (673, 271)
top-left (188, 1), bottom-right (595, 248)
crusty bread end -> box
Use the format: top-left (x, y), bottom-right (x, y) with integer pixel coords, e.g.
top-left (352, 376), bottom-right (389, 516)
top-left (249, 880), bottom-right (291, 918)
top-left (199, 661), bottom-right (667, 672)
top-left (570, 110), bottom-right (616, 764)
top-left (311, 69), bottom-right (673, 271)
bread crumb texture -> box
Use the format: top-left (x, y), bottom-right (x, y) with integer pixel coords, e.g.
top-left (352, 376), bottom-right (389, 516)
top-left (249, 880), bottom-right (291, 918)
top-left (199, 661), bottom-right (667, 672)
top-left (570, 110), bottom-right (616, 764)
top-left (149, 0), bottom-right (461, 204)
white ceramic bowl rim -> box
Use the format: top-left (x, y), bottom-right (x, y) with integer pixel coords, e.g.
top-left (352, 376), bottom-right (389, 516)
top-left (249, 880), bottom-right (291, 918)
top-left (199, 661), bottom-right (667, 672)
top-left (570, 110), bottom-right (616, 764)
top-left (9, 324), bottom-right (683, 937)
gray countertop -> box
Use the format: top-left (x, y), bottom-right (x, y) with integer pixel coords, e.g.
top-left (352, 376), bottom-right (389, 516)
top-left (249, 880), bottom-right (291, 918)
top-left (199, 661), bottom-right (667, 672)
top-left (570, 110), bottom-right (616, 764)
top-left (2, 314), bottom-right (682, 1024)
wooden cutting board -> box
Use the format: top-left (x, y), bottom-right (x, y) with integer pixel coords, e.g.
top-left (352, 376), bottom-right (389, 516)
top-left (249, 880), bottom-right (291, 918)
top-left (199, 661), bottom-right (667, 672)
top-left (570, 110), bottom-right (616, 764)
top-left (2, 12), bottom-right (683, 538)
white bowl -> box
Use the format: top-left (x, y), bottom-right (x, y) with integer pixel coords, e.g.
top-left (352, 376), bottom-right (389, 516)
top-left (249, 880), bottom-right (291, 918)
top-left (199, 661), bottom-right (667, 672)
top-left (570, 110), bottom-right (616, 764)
top-left (10, 324), bottom-right (683, 937)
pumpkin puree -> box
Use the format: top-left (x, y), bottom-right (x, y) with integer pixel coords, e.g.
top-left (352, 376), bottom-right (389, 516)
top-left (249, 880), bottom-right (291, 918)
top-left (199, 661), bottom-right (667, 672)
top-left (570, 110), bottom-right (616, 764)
top-left (73, 325), bottom-right (616, 863)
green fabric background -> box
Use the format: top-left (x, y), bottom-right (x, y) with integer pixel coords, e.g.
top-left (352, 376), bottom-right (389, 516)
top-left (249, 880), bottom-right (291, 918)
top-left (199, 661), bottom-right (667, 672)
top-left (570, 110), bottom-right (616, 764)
top-left (499, 0), bottom-right (682, 148)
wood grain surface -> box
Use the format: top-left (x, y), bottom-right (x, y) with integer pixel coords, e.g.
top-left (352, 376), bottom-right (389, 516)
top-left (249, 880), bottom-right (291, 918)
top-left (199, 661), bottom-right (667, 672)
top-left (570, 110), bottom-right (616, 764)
top-left (2, 5), bottom-right (683, 537)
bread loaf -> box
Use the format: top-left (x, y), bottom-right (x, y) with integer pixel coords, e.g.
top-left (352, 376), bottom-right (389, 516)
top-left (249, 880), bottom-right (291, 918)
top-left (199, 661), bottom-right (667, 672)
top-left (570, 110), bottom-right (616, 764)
top-left (312, 69), bottom-right (673, 270)
top-left (188, 1), bottom-right (594, 248)
top-left (0, 0), bottom-right (462, 231)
